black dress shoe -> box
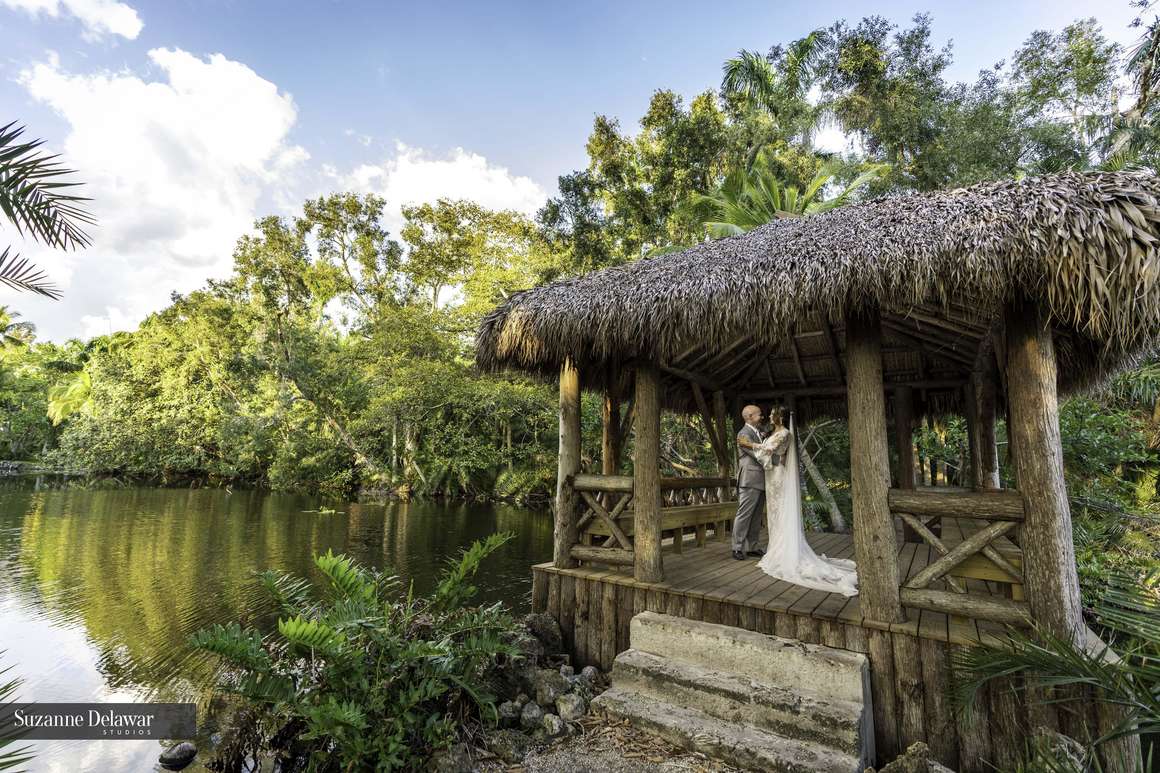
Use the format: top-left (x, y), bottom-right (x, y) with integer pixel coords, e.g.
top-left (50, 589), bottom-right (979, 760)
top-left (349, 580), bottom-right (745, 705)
top-left (731, 550), bottom-right (745, 561)
top-left (746, 549), bottom-right (765, 558)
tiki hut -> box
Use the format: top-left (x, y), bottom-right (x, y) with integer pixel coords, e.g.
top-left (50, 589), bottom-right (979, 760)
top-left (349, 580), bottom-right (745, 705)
top-left (476, 171), bottom-right (1160, 771)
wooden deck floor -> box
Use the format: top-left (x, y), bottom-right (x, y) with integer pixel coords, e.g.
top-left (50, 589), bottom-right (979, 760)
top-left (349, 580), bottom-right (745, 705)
top-left (534, 523), bottom-right (1015, 648)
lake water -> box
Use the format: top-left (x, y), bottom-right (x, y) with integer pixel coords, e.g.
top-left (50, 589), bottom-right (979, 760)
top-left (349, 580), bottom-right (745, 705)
top-left (0, 483), bottom-right (553, 772)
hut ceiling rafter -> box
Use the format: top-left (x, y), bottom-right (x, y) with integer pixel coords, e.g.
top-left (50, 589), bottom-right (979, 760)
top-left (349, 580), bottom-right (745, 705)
top-left (477, 172), bottom-right (1160, 416)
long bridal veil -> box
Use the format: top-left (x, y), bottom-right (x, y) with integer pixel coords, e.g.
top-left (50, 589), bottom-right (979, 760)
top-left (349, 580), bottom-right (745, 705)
top-left (756, 416), bottom-right (859, 597)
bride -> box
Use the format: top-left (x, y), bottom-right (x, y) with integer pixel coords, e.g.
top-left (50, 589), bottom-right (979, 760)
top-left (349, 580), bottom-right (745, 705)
top-left (743, 407), bottom-right (859, 596)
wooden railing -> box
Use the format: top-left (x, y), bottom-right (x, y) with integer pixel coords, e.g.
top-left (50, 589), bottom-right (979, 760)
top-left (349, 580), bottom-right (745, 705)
top-left (889, 487), bottom-right (1032, 626)
top-left (568, 474), bottom-right (734, 565)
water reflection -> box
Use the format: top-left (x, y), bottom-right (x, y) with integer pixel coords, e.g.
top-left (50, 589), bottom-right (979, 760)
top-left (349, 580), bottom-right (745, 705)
top-left (0, 485), bottom-right (552, 772)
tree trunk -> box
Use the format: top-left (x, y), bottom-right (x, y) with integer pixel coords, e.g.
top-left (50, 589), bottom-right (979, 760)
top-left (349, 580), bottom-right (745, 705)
top-left (1004, 299), bottom-right (1083, 644)
top-left (633, 364), bottom-right (663, 583)
top-left (846, 308), bottom-right (904, 624)
top-left (556, 359), bottom-right (581, 569)
top-left (800, 440), bottom-right (847, 532)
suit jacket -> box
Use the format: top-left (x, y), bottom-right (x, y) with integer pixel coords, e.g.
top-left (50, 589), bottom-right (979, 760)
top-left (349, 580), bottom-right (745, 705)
top-left (736, 423), bottom-right (765, 490)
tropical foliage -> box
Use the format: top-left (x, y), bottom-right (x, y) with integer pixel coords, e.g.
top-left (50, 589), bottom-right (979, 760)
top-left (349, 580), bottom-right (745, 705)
top-left (0, 121), bottom-right (93, 298)
top-left (192, 533), bottom-right (519, 771)
top-left (0, 10), bottom-right (1158, 515)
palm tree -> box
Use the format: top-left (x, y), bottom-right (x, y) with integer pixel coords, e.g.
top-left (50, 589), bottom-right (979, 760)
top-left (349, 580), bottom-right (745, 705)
top-left (689, 151), bottom-right (889, 237)
top-left (0, 306), bottom-right (35, 348)
top-left (0, 121), bottom-right (94, 298)
top-left (722, 31), bottom-right (831, 149)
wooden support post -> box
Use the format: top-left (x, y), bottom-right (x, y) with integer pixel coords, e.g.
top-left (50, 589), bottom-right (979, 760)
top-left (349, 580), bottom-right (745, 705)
top-left (555, 358), bottom-right (581, 569)
top-left (895, 386), bottom-right (916, 490)
top-left (1004, 299), bottom-right (1083, 644)
top-left (601, 388), bottom-right (621, 476)
top-left (712, 390), bottom-right (732, 502)
top-left (846, 308), bottom-right (905, 624)
top-left (971, 362), bottom-right (1001, 491)
top-left (634, 364), bottom-right (664, 583)
top-left (894, 385), bottom-right (919, 542)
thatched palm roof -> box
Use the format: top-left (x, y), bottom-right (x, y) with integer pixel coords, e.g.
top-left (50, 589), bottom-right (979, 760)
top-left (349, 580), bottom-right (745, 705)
top-left (476, 172), bottom-right (1160, 414)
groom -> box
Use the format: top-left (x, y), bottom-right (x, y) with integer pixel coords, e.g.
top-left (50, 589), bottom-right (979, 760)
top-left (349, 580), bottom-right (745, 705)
top-left (731, 404), bottom-right (767, 561)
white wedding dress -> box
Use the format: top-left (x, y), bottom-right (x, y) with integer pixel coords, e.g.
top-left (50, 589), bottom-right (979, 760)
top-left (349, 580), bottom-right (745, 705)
top-left (755, 417), bottom-right (859, 596)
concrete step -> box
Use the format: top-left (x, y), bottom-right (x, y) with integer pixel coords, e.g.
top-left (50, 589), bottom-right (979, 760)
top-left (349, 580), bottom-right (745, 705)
top-left (630, 612), bottom-right (869, 705)
top-left (611, 648), bottom-right (871, 759)
top-left (592, 686), bottom-right (862, 773)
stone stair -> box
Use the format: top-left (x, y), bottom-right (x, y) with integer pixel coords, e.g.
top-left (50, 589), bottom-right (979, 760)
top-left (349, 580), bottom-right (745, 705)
top-left (591, 612), bottom-right (874, 772)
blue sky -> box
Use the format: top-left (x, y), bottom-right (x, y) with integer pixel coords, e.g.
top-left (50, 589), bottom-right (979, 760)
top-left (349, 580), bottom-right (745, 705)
top-left (0, 0), bottom-right (1144, 340)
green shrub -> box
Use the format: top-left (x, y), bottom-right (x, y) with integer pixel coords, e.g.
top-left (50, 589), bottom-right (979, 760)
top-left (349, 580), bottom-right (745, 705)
top-left (192, 533), bottom-right (519, 771)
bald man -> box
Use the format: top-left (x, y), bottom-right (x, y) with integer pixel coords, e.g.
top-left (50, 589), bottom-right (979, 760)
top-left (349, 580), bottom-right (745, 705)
top-left (732, 404), bottom-right (766, 561)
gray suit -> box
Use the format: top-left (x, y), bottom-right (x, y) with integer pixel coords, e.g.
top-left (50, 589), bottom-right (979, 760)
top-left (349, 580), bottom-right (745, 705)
top-left (732, 423), bottom-right (765, 553)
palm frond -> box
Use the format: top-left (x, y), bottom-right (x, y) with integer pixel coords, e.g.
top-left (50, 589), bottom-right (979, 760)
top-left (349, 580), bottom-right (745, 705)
top-left (0, 122), bottom-right (93, 250)
top-left (0, 247), bottom-right (60, 299)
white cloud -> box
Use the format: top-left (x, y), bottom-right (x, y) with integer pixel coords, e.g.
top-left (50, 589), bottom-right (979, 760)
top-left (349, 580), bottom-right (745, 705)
top-left (2, 0), bottom-right (143, 40)
top-left (15, 48), bottom-right (307, 340)
top-left (337, 142), bottom-right (547, 235)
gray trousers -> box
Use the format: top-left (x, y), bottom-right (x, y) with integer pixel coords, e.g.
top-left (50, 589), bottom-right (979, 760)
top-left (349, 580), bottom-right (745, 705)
top-left (732, 487), bottom-right (765, 552)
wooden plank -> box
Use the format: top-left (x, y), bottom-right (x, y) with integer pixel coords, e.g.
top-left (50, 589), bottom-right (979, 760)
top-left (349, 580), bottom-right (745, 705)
top-left (588, 576), bottom-right (604, 670)
top-left (988, 677), bottom-right (1025, 772)
top-left (914, 545), bottom-right (951, 643)
top-left (954, 646), bottom-right (995, 773)
top-left (579, 489), bottom-right (634, 542)
top-left (532, 569), bottom-right (548, 613)
top-left (889, 488), bottom-right (1025, 521)
top-left (892, 633), bottom-right (927, 751)
top-left (586, 502), bottom-right (736, 537)
top-left (919, 637), bottom-right (958, 768)
top-left (900, 588), bottom-right (1031, 626)
top-left (616, 583), bottom-right (633, 657)
top-left (844, 624), bottom-right (869, 653)
top-left (905, 521), bottom-right (1017, 589)
top-left (896, 510), bottom-right (967, 593)
top-left (573, 473), bottom-right (635, 493)
top-left (868, 630), bottom-right (900, 761)
top-left (573, 577), bottom-right (590, 667)
top-left (570, 545), bottom-right (634, 566)
top-left (546, 571), bottom-right (560, 619)
top-left (559, 575), bottom-right (576, 657)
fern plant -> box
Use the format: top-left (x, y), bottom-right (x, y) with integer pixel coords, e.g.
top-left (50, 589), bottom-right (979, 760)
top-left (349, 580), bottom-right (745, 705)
top-left (192, 533), bottom-right (519, 771)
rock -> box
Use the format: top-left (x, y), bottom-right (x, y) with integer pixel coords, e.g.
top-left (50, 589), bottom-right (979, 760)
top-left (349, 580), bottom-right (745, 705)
top-left (497, 700), bottom-right (521, 729)
top-left (555, 693), bottom-right (587, 721)
top-left (523, 612), bottom-right (563, 654)
top-left (158, 742), bottom-right (198, 770)
top-left (515, 692), bottom-right (530, 707)
top-left (430, 742), bottom-right (472, 773)
top-left (541, 712), bottom-right (567, 739)
top-left (866, 742), bottom-right (954, 773)
top-left (534, 668), bottom-right (571, 707)
top-left (579, 665), bottom-right (600, 683)
top-left (1030, 727), bottom-right (1086, 770)
top-left (484, 729), bottom-right (530, 764)
top-left (519, 701), bottom-right (544, 731)
top-left (559, 664), bottom-right (574, 679)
